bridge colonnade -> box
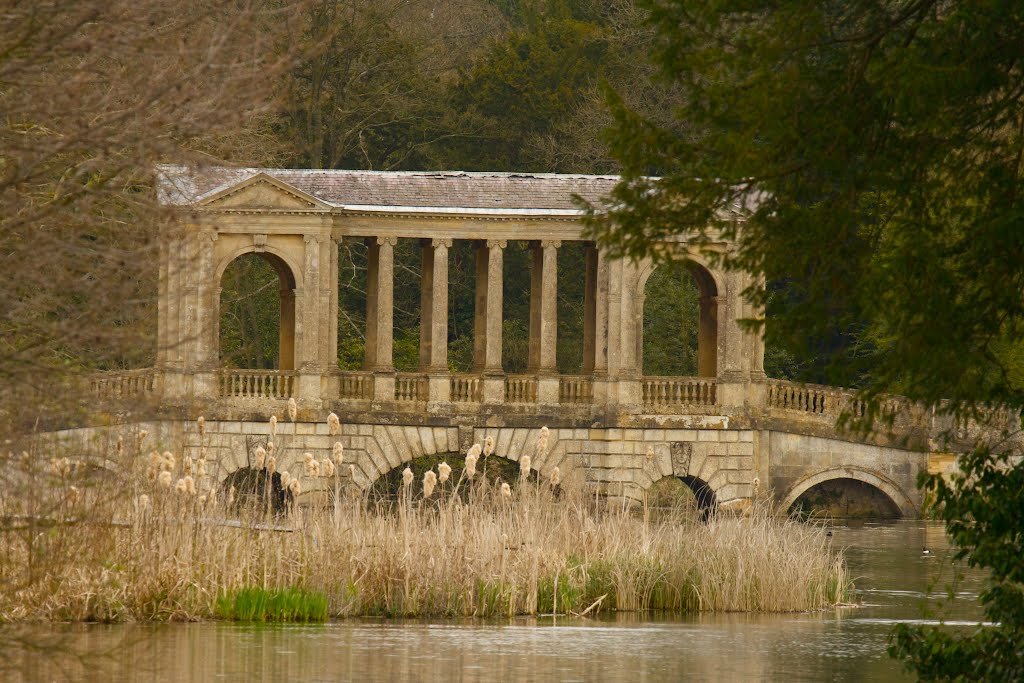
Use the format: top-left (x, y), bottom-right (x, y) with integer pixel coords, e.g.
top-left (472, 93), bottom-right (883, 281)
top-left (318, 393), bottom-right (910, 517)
top-left (155, 169), bottom-right (766, 414)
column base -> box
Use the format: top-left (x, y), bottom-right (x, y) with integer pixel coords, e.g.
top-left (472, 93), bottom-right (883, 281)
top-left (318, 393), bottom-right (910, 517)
top-left (537, 373), bottom-right (560, 403)
top-left (482, 372), bottom-right (505, 404)
top-left (296, 369), bottom-right (323, 405)
top-left (372, 371), bottom-right (396, 402)
top-left (427, 373), bottom-right (451, 403)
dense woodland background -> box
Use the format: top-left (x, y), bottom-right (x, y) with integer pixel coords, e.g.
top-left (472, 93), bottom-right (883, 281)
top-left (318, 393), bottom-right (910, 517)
top-left (216, 0), bottom-right (804, 379)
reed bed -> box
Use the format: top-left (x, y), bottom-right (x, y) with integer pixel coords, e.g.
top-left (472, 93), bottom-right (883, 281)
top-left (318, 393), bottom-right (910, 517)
top-left (0, 418), bottom-right (850, 622)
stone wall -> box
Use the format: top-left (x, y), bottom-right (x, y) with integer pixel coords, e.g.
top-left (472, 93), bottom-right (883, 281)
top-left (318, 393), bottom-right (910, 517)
top-left (35, 417), bottom-right (930, 516)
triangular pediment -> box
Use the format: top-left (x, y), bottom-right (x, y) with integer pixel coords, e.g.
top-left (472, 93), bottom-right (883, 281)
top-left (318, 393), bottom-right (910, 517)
top-left (198, 173), bottom-right (330, 212)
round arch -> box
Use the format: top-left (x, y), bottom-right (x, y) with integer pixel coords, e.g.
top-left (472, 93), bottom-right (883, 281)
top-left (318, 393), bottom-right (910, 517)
top-left (779, 467), bottom-right (917, 518)
top-left (637, 254), bottom-right (723, 378)
top-left (214, 244), bottom-right (302, 290)
top-left (217, 249), bottom-right (299, 370)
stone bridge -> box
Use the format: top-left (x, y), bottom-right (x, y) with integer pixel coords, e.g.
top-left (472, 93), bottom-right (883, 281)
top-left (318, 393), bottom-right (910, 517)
top-left (82, 167), bottom-right (957, 517)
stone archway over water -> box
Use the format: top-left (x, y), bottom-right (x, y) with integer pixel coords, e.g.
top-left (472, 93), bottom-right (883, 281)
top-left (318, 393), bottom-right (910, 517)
top-left (781, 468), bottom-right (916, 519)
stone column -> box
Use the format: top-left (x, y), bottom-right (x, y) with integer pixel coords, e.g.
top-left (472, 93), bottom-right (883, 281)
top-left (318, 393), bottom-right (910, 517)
top-left (420, 238), bottom-right (451, 403)
top-left (321, 235), bottom-right (342, 399)
top-left (616, 259), bottom-right (642, 406)
top-left (472, 239), bottom-right (505, 403)
top-left (528, 240), bottom-right (559, 402)
top-left (295, 234), bottom-right (323, 403)
top-left (365, 236), bottom-right (396, 401)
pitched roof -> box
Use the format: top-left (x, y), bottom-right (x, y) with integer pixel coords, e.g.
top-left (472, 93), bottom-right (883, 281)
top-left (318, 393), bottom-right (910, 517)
top-left (157, 166), bottom-right (621, 213)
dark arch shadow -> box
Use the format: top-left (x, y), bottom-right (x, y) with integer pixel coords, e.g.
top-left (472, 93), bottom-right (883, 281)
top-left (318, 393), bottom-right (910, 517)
top-left (789, 477), bottom-right (902, 520)
top-left (679, 475), bottom-right (718, 521)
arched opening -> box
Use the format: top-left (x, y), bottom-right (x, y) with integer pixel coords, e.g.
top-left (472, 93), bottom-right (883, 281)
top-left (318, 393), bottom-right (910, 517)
top-left (219, 252), bottom-right (296, 370)
top-left (646, 475), bottom-right (717, 519)
top-left (789, 478), bottom-right (902, 519)
top-left (222, 467), bottom-right (293, 516)
top-left (641, 260), bottom-right (718, 377)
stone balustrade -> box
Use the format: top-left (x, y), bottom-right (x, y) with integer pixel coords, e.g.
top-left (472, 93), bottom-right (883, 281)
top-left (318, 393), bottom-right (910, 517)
top-left (641, 377), bottom-right (717, 410)
top-left (219, 370), bottom-right (296, 399)
top-left (89, 369), bottom-right (159, 400)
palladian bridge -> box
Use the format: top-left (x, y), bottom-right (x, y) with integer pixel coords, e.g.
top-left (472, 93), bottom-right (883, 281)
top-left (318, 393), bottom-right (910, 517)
top-left (87, 166), bottom-right (957, 517)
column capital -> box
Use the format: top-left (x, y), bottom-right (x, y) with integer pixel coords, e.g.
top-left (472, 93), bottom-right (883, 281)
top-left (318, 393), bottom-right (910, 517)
top-left (303, 233), bottom-right (320, 245)
top-left (486, 239), bottom-right (507, 249)
top-left (376, 236), bottom-right (398, 247)
top-left (541, 239), bottom-right (562, 249)
top-left (431, 237), bottom-right (453, 248)
top-left (330, 233), bottom-right (344, 246)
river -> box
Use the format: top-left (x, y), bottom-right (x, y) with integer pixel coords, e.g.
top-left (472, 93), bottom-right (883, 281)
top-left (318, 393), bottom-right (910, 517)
top-left (5, 520), bottom-right (986, 682)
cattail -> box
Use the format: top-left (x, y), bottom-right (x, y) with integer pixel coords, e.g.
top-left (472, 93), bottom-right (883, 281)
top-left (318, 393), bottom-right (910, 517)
top-left (184, 455), bottom-right (194, 476)
top-left (303, 452), bottom-right (314, 476)
top-left (266, 455), bottom-right (277, 475)
top-left (289, 478), bottom-right (300, 496)
top-left (146, 467), bottom-right (158, 483)
top-left (197, 459), bottom-right (206, 478)
top-left (549, 466), bottom-right (561, 486)
top-left (519, 455), bottom-right (531, 477)
top-left (465, 452), bottom-right (478, 479)
top-left (184, 475), bottom-right (196, 495)
top-left (536, 426), bottom-right (549, 458)
top-left (116, 435), bottom-right (124, 456)
top-left (321, 458), bottom-right (335, 478)
top-left (309, 460), bottom-right (320, 477)
top-left (138, 493), bottom-right (150, 510)
top-left (228, 485), bottom-right (237, 506)
top-left (175, 478), bottom-right (187, 495)
top-left (281, 471), bottom-right (291, 489)
top-left (149, 451), bottom-right (161, 468)
top-left (402, 467), bottom-right (414, 487)
top-left (483, 436), bottom-right (495, 456)
top-left (500, 482), bottom-right (511, 499)
top-left (287, 397), bottom-right (297, 421)
top-left (206, 489), bottom-right (217, 507)
top-left (269, 415), bottom-right (278, 438)
top-left (423, 470), bottom-right (437, 497)
top-left (138, 430), bottom-right (148, 443)
top-left (67, 486), bottom-right (81, 505)
top-left (266, 441), bottom-right (275, 457)
top-left (333, 441), bottom-right (344, 465)
top-left (158, 470), bottom-right (172, 488)
top-left (255, 447), bottom-right (266, 470)
top-left (327, 412), bottom-right (341, 436)
top-left (197, 416), bottom-right (205, 436)
top-left (438, 461), bottom-right (452, 484)
top-left (349, 464), bottom-right (356, 481)
top-left (467, 443), bottom-right (482, 459)
top-left (162, 451), bottom-right (175, 472)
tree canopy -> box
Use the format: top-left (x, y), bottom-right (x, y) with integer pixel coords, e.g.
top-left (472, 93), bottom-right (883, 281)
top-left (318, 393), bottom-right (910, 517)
top-left (584, 1), bottom-right (1024, 678)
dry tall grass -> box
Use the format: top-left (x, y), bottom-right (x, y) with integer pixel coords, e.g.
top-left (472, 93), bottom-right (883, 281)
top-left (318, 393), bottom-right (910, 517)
top-left (0, 419), bottom-right (849, 622)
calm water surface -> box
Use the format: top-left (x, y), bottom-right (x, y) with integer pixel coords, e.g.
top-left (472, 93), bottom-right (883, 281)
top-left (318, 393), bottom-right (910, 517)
top-left (8, 521), bottom-right (987, 682)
